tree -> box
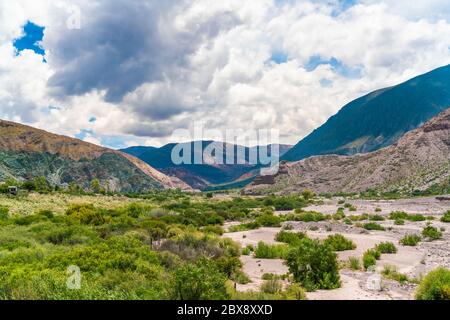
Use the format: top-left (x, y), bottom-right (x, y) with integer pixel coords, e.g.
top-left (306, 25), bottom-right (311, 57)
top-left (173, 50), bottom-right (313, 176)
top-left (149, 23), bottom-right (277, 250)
top-left (285, 238), bottom-right (340, 291)
top-left (171, 258), bottom-right (229, 300)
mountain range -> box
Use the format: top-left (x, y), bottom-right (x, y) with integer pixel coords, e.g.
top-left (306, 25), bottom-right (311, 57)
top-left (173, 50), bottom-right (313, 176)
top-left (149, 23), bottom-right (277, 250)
top-left (283, 64), bottom-right (450, 162)
top-left (122, 142), bottom-right (292, 190)
top-left (0, 120), bottom-right (191, 192)
top-left (244, 107), bottom-right (450, 195)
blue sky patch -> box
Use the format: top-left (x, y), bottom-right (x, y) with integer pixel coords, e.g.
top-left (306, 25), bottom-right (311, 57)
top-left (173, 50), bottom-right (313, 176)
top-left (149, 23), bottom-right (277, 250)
top-left (306, 55), bottom-right (362, 79)
top-left (270, 51), bottom-right (289, 64)
top-left (13, 21), bottom-right (45, 56)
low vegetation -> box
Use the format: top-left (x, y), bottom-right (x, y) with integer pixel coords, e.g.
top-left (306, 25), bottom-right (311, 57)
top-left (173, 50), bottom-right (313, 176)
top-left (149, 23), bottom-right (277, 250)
top-left (285, 238), bottom-right (340, 291)
top-left (416, 267), bottom-right (450, 300)
top-left (421, 225), bottom-right (443, 241)
top-left (323, 234), bottom-right (356, 251)
top-left (400, 234), bottom-right (421, 246)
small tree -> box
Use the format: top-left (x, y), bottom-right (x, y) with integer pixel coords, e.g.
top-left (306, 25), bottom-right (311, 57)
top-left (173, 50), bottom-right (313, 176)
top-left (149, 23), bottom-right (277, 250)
top-left (285, 238), bottom-right (340, 291)
top-left (171, 258), bottom-right (229, 300)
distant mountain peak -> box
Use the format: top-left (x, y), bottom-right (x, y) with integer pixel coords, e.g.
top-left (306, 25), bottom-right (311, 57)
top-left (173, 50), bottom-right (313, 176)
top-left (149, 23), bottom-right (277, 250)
top-left (283, 64), bottom-right (450, 162)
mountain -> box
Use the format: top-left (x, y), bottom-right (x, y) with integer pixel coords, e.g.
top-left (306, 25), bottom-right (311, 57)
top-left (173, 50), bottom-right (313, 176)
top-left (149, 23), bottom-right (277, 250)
top-left (244, 107), bottom-right (450, 195)
top-left (121, 142), bottom-right (292, 190)
top-left (0, 119), bottom-right (192, 192)
top-left (283, 64), bottom-right (450, 162)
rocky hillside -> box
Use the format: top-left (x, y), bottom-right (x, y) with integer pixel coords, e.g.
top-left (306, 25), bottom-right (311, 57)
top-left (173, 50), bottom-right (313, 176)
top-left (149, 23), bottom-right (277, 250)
top-left (244, 108), bottom-right (450, 195)
top-left (283, 64), bottom-right (450, 162)
top-left (0, 119), bottom-right (191, 192)
top-left (122, 141), bottom-right (292, 190)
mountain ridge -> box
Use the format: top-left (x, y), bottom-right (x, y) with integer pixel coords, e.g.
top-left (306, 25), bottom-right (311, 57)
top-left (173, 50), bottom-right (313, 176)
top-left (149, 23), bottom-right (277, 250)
top-left (0, 119), bottom-right (192, 192)
top-left (283, 64), bottom-right (450, 161)
top-left (244, 107), bottom-right (450, 195)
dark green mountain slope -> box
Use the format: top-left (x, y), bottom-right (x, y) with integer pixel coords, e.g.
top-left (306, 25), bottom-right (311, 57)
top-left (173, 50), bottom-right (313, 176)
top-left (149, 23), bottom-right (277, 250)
top-left (283, 64), bottom-right (450, 161)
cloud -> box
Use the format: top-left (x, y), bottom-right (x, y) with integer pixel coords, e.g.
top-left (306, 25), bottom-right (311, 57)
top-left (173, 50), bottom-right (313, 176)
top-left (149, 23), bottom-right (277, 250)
top-left (0, 0), bottom-right (450, 149)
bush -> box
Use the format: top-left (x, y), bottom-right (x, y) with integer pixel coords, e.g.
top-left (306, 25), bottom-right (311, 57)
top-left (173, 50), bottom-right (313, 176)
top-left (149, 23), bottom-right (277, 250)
top-left (422, 225), bottom-right (442, 241)
top-left (416, 267), bottom-right (450, 300)
top-left (440, 211), bottom-right (450, 223)
top-left (369, 214), bottom-right (385, 221)
top-left (363, 222), bottom-right (385, 231)
top-left (275, 231), bottom-right (307, 246)
top-left (228, 221), bottom-right (260, 233)
top-left (65, 204), bottom-right (106, 225)
top-left (290, 211), bottom-right (326, 222)
top-left (348, 257), bottom-right (361, 270)
top-left (363, 251), bottom-right (378, 270)
top-left (400, 234), bottom-right (421, 246)
top-left (285, 238), bottom-right (340, 291)
top-left (261, 279), bottom-right (283, 294)
top-left (382, 265), bottom-right (409, 284)
top-left (376, 242), bottom-right (397, 254)
top-left (394, 219), bottom-right (405, 225)
top-left (389, 211), bottom-right (409, 220)
top-left (0, 206), bottom-right (9, 220)
top-left (254, 242), bottom-right (288, 259)
top-left (323, 234), bottom-right (356, 251)
top-left (170, 258), bottom-right (229, 300)
top-left (407, 214), bottom-right (426, 222)
top-left (255, 214), bottom-right (282, 227)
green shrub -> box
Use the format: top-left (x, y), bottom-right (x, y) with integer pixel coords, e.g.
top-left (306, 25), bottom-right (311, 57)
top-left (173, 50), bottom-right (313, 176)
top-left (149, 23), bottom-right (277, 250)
top-left (65, 204), bottom-right (106, 225)
top-left (422, 225), bottom-right (442, 241)
top-left (441, 211), bottom-right (450, 223)
top-left (369, 214), bottom-right (385, 221)
top-left (170, 258), bottom-right (229, 300)
top-left (285, 238), bottom-right (340, 291)
top-left (228, 221), bottom-right (260, 232)
top-left (376, 242), bottom-right (397, 254)
top-left (232, 271), bottom-right (251, 285)
top-left (389, 211), bottom-right (409, 220)
top-left (407, 214), bottom-right (426, 222)
top-left (382, 265), bottom-right (409, 284)
top-left (363, 251), bottom-right (378, 270)
top-left (363, 222), bottom-right (385, 231)
top-left (323, 234), bottom-right (356, 251)
top-left (0, 206), bottom-right (9, 220)
top-left (400, 234), bottom-right (421, 246)
top-left (202, 225), bottom-right (224, 235)
top-left (261, 279), bottom-right (283, 294)
top-left (256, 214), bottom-right (282, 227)
top-left (416, 267), bottom-right (450, 300)
top-left (394, 219), bottom-right (405, 225)
top-left (348, 257), bottom-right (361, 270)
top-left (254, 242), bottom-right (288, 259)
top-left (275, 231), bottom-right (307, 246)
top-left (290, 211), bottom-right (326, 222)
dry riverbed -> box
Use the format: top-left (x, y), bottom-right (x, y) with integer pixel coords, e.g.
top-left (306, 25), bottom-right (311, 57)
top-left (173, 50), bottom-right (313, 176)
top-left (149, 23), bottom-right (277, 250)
top-left (224, 196), bottom-right (450, 300)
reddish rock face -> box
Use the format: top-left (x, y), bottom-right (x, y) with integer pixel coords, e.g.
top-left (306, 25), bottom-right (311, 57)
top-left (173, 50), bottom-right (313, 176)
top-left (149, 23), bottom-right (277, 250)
top-left (245, 107), bottom-right (450, 195)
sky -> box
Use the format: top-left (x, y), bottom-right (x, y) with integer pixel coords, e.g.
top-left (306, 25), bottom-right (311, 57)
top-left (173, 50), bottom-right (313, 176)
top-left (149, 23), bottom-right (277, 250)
top-left (0, 0), bottom-right (450, 149)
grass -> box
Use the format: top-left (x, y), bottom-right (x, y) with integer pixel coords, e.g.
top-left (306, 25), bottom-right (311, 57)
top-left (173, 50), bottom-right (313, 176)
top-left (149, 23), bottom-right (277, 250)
top-left (376, 242), bottom-right (397, 254)
top-left (254, 241), bottom-right (289, 259)
top-left (363, 222), bottom-right (385, 231)
top-left (400, 234), bottom-right (421, 246)
top-left (382, 265), bottom-right (409, 284)
top-left (421, 225), bottom-right (442, 241)
top-left (441, 211), bottom-right (450, 223)
top-left (323, 234), bottom-right (356, 251)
